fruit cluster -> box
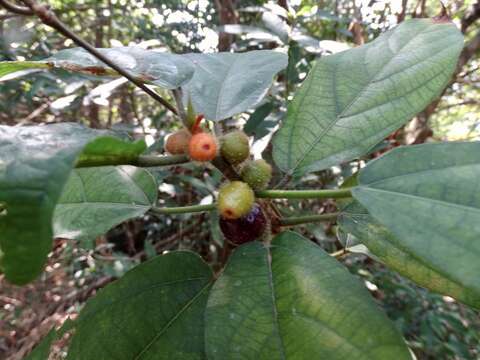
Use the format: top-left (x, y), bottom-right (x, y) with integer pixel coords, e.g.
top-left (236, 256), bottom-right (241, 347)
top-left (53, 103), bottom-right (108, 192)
top-left (164, 115), bottom-right (273, 245)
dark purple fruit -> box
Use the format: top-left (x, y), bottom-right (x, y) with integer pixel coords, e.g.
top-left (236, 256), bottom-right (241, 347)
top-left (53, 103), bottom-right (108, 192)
top-left (219, 204), bottom-right (267, 245)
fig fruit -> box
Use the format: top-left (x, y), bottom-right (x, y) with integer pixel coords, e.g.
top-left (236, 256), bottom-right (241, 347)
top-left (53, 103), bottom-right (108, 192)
top-left (219, 204), bottom-right (267, 245)
top-left (240, 159), bottom-right (272, 190)
top-left (217, 181), bottom-right (254, 219)
top-left (220, 131), bottom-right (250, 165)
top-left (164, 129), bottom-right (191, 155)
top-left (188, 132), bottom-right (217, 161)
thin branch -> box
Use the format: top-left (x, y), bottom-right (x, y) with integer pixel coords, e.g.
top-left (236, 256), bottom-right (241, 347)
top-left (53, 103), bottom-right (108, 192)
top-left (151, 203), bottom-right (215, 215)
top-left (19, 0), bottom-right (178, 114)
top-left (0, 0), bottom-right (33, 15)
top-left (75, 154), bottom-right (189, 168)
top-left (279, 212), bottom-right (339, 226)
top-left (256, 188), bottom-right (353, 200)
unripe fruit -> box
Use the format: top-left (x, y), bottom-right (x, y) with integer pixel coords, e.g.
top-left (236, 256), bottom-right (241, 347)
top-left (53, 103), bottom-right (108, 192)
top-left (188, 132), bottom-right (218, 161)
top-left (220, 131), bottom-right (250, 165)
top-left (217, 181), bottom-right (255, 219)
top-left (240, 159), bottom-right (272, 190)
top-left (219, 204), bottom-right (267, 245)
top-left (164, 129), bottom-right (191, 155)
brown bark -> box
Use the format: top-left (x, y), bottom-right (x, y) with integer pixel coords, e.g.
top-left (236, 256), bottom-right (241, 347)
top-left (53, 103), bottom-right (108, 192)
top-left (88, 4), bottom-right (105, 128)
top-left (215, 0), bottom-right (238, 52)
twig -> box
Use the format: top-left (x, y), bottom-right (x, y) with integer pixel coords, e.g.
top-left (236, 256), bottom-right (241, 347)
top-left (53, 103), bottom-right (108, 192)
top-left (19, 0), bottom-right (178, 114)
top-left (256, 188), bottom-right (353, 200)
top-left (279, 212), bottom-right (339, 226)
top-left (151, 203), bottom-right (215, 215)
top-left (0, 0), bottom-right (33, 15)
top-left (75, 154), bottom-right (190, 168)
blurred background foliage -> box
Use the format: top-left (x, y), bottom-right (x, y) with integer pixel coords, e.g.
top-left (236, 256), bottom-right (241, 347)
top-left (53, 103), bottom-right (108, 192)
top-left (0, 0), bottom-right (479, 359)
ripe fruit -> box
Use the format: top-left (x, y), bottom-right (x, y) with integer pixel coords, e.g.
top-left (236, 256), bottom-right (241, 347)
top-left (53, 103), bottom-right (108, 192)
top-left (240, 159), bottom-right (272, 190)
top-left (188, 132), bottom-right (218, 161)
top-left (219, 204), bottom-right (267, 245)
top-left (164, 129), bottom-right (191, 155)
top-left (217, 181), bottom-right (254, 219)
top-left (220, 131), bottom-right (250, 165)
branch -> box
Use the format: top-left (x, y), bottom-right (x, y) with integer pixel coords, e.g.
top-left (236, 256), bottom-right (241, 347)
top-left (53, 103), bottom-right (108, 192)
top-left (279, 212), bottom-right (339, 226)
top-left (457, 30), bottom-right (480, 71)
top-left (19, 0), bottom-right (178, 114)
top-left (256, 188), bottom-right (353, 200)
top-left (151, 203), bottom-right (215, 215)
top-left (461, 1), bottom-right (480, 33)
top-left (75, 154), bottom-right (189, 168)
top-left (0, 0), bottom-right (33, 15)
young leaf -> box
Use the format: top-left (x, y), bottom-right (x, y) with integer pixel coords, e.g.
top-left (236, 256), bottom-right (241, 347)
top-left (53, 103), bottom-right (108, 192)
top-left (54, 166), bottom-right (157, 242)
top-left (183, 51), bottom-right (287, 121)
top-left (205, 231), bottom-right (410, 359)
top-left (339, 201), bottom-right (480, 309)
top-left (0, 47), bottom-right (195, 89)
top-left (273, 18), bottom-right (463, 177)
top-left (352, 142), bottom-right (480, 309)
top-left (67, 252), bottom-right (213, 359)
top-left (0, 123), bottom-right (146, 285)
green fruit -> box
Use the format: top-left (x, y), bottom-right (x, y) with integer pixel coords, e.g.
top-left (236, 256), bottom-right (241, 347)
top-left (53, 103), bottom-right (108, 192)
top-left (217, 181), bottom-right (255, 219)
top-left (220, 131), bottom-right (250, 165)
top-left (241, 159), bottom-right (272, 190)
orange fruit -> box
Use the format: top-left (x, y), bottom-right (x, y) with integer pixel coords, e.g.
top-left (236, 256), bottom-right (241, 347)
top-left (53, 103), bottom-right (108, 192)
top-left (188, 132), bottom-right (218, 161)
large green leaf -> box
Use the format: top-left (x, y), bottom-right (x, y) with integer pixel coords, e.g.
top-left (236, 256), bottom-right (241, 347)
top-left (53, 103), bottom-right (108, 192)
top-left (205, 231), bottom-right (410, 359)
top-left (54, 166), bottom-right (157, 242)
top-left (0, 47), bottom-right (195, 89)
top-left (273, 19), bottom-right (463, 177)
top-left (67, 251), bottom-right (213, 359)
top-left (352, 142), bottom-right (480, 309)
top-left (183, 51), bottom-right (287, 121)
top-left (339, 201), bottom-right (480, 308)
top-left (0, 123), bottom-right (146, 284)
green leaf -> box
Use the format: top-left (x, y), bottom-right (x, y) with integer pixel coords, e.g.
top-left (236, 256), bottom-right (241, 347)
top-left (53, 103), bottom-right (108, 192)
top-left (183, 51), bottom-right (287, 121)
top-left (1, 47), bottom-right (195, 89)
top-left (0, 61), bottom-right (50, 81)
top-left (244, 102), bottom-right (274, 136)
top-left (351, 142), bottom-right (480, 309)
top-left (205, 232), bottom-right (410, 359)
top-left (273, 19), bottom-right (463, 177)
top-left (0, 123), bottom-right (146, 285)
top-left (67, 252), bottom-right (213, 359)
top-left (339, 201), bottom-right (480, 308)
top-left (54, 166), bottom-right (157, 242)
